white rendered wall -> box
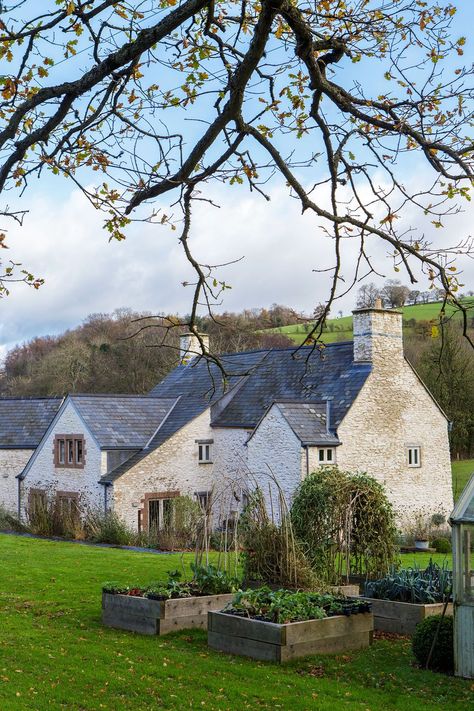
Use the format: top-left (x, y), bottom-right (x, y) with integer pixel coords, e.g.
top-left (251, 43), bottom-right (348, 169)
top-left (21, 402), bottom-right (104, 518)
top-left (0, 450), bottom-right (32, 513)
top-left (246, 404), bottom-right (302, 518)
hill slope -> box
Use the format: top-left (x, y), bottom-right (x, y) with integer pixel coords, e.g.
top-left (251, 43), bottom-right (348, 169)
top-left (266, 300), bottom-right (474, 345)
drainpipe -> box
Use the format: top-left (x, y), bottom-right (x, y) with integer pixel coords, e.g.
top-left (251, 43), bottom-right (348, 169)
top-left (17, 477), bottom-right (22, 520)
top-left (102, 482), bottom-right (112, 515)
top-left (305, 445), bottom-right (309, 477)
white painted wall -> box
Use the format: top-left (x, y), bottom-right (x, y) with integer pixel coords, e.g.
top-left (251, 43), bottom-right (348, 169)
top-left (246, 404), bottom-right (302, 518)
top-left (0, 450), bottom-right (32, 513)
top-left (21, 402), bottom-right (104, 519)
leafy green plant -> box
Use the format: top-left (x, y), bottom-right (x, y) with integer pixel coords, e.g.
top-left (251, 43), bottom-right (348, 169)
top-left (102, 581), bottom-right (131, 595)
top-left (225, 588), bottom-right (371, 624)
top-left (291, 468), bottom-right (398, 584)
top-left (364, 560), bottom-right (452, 604)
top-left (102, 564), bottom-right (240, 600)
top-left (412, 615), bottom-right (454, 673)
top-left (84, 510), bottom-right (134, 546)
top-left (190, 563), bottom-right (239, 595)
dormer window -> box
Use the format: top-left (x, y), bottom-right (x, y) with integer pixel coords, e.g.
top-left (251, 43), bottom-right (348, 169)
top-left (54, 435), bottom-right (85, 469)
top-left (196, 439), bottom-right (213, 464)
top-left (318, 448), bottom-right (335, 464)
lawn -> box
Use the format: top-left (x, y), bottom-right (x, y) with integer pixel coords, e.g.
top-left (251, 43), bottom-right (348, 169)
top-left (0, 535), bottom-right (472, 711)
top-left (452, 459), bottom-right (474, 500)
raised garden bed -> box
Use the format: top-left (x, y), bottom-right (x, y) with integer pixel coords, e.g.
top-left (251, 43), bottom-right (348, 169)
top-left (101, 564), bottom-right (239, 635)
top-left (361, 560), bottom-right (453, 634)
top-left (358, 597), bottom-right (452, 635)
top-left (208, 610), bottom-right (374, 662)
top-left (102, 591), bottom-right (235, 635)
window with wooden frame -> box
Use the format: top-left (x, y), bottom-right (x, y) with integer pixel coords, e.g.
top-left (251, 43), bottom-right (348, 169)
top-left (56, 491), bottom-right (80, 520)
top-left (29, 488), bottom-right (47, 516)
top-left (195, 490), bottom-right (212, 511)
top-left (318, 447), bottom-right (335, 464)
top-left (54, 435), bottom-right (86, 468)
top-left (196, 439), bottom-right (213, 464)
top-left (407, 446), bottom-right (421, 468)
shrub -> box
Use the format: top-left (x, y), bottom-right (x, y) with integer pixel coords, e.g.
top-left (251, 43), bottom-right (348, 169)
top-left (239, 489), bottom-right (317, 589)
top-left (431, 537), bottom-right (452, 554)
top-left (412, 615), bottom-right (454, 672)
top-left (364, 560), bottom-right (452, 604)
top-left (27, 495), bottom-right (84, 539)
top-left (0, 504), bottom-right (27, 532)
top-left (291, 467), bottom-right (398, 584)
top-left (84, 510), bottom-right (134, 545)
top-left (151, 495), bottom-right (202, 550)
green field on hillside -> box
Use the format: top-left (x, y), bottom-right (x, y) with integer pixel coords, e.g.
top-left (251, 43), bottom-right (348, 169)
top-left (268, 300), bottom-right (474, 345)
top-left (1, 534), bottom-right (473, 711)
top-left (452, 459), bottom-right (474, 500)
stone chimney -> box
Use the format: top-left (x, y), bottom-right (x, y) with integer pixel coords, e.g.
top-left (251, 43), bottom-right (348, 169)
top-left (179, 333), bottom-right (210, 365)
top-left (352, 303), bottom-right (403, 364)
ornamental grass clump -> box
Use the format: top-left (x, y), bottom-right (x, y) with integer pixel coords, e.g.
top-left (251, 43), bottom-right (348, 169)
top-left (364, 560), bottom-right (452, 604)
top-left (239, 488), bottom-right (318, 590)
top-left (291, 467), bottom-right (398, 585)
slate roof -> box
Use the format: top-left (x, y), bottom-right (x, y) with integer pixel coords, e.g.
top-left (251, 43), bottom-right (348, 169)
top-left (0, 397), bottom-right (63, 448)
top-left (103, 342), bottom-right (370, 482)
top-left (211, 342), bottom-right (371, 429)
top-left (69, 395), bottom-right (178, 449)
top-left (274, 401), bottom-right (340, 446)
top-left (102, 350), bottom-right (267, 482)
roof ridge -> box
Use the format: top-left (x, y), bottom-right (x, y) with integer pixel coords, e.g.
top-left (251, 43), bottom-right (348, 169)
top-left (0, 396), bottom-right (62, 401)
top-left (218, 341), bottom-right (353, 357)
top-left (69, 393), bottom-right (176, 399)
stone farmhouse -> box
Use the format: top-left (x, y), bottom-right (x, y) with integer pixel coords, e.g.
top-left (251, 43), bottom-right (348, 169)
top-left (0, 305), bottom-right (453, 530)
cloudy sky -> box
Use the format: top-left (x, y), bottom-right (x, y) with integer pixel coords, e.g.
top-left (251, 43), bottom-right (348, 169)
top-left (1, 4), bottom-right (474, 357)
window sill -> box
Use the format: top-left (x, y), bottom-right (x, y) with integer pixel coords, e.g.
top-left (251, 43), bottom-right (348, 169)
top-left (198, 461), bottom-right (213, 465)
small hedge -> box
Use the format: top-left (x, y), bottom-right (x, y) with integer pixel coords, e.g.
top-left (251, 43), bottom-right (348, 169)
top-left (412, 614), bottom-right (454, 673)
top-left (431, 537), bottom-right (451, 554)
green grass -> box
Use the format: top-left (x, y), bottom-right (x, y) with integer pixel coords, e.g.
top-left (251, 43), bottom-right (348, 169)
top-left (452, 459), bottom-right (474, 500)
top-left (268, 299), bottom-right (474, 345)
top-left (0, 535), bottom-right (472, 711)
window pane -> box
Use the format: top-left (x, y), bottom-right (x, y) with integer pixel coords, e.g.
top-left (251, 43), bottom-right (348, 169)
top-left (58, 440), bottom-right (65, 464)
top-left (326, 449), bottom-right (333, 461)
top-left (318, 449), bottom-right (325, 462)
top-left (408, 449), bottom-right (413, 465)
top-left (75, 439), bottom-right (83, 464)
top-left (163, 499), bottom-right (173, 529)
top-left (198, 444), bottom-right (203, 461)
top-left (67, 440), bottom-right (74, 464)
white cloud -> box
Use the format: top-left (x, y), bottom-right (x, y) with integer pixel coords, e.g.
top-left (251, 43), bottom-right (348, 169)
top-left (1, 178), bottom-right (473, 353)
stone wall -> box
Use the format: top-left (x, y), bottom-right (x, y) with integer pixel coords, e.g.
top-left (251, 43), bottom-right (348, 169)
top-left (336, 361), bottom-right (453, 523)
top-left (21, 402), bottom-right (104, 519)
top-left (113, 410), bottom-right (217, 530)
top-left (246, 404), bottom-right (303, 516)
top-left (0, 449), bottom-right (32, 513)
top-left (353, 308), bottom-right (404, 364)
